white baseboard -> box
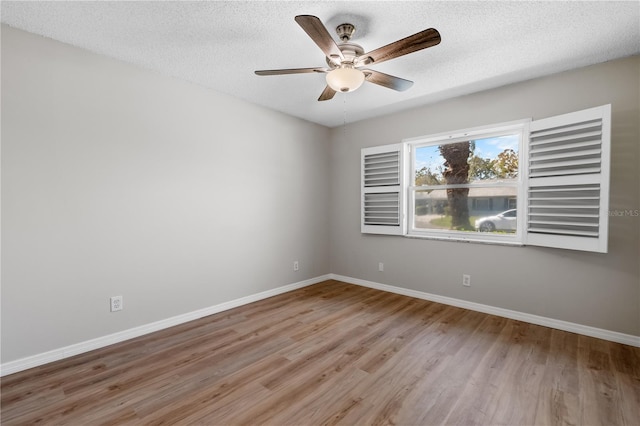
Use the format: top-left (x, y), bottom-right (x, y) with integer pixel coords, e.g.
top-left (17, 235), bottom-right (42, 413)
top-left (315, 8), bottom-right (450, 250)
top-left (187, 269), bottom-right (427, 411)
top-left (3, 272), bottom-right (638, 377)
top-left (330, 273), bottom-right (640, 348)
top-left (0, 275), bottom-right (330, 377)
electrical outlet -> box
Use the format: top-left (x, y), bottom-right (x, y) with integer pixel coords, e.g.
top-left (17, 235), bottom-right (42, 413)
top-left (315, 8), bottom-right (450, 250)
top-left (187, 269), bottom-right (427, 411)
top-left (110, 295), bottom-right (123, 312)
top-left (293, 261), bottom-right (299, 272)
top-left (463, 274), bottom-right (471, 287)
top-left (378, 262), bottom-right (384, 272)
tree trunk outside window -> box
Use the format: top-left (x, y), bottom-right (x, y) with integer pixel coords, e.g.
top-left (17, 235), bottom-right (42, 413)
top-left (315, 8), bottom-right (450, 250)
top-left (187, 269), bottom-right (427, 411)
top-left (439, 142), bottom-right (472, 230)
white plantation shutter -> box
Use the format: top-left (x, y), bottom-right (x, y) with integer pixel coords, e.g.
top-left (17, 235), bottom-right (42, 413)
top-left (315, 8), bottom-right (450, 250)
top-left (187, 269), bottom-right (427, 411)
top-left (526, 104), bottom-right (611, 253)
top-left (361, 144), bottom-right (406, 235)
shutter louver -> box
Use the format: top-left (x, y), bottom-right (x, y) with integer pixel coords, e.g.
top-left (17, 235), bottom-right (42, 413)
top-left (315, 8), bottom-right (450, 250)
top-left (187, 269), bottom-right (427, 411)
top-left (364, 152), bottom-right (400, 187)
top-left (529, 119), bottom-right (602, 177)
top-left (526, 105), bottom-right (610, 253)
top-left (528, 184), bottom-right (600, 237)
top-left (361, 144), bottom-right (406, 235)
top-left (364, 192), bottom-right (400, 226)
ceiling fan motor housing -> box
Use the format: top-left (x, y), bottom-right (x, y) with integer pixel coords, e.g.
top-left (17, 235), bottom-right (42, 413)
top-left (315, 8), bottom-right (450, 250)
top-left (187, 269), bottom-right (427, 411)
top-left (326, 42), bottom-right (364, 68)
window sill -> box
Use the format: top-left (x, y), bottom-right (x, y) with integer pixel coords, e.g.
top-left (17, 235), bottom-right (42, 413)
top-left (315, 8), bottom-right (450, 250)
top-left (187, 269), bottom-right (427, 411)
top-left (405, 232), bottom-right (524, 247)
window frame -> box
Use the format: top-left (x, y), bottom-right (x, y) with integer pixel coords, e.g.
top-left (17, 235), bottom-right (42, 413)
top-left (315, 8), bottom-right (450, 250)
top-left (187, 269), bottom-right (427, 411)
top-left (403, 119), bottom-right (530, 245)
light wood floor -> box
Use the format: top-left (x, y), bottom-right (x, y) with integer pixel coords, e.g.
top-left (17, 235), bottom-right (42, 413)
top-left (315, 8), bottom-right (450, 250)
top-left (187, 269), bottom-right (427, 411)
top-left (1, 280), bottom-right (639, 425)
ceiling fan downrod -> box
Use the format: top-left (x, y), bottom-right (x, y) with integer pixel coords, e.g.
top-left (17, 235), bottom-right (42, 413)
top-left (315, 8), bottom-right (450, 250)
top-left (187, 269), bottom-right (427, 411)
top-left (335, 23), bottom-right (356, 42)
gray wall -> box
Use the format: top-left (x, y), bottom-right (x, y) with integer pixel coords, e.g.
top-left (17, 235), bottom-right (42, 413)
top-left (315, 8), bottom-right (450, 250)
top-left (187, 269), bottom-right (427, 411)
top-left (329, 56), bottom-right (640, 336)
top-left (1, 26), bottom-right (331, 362)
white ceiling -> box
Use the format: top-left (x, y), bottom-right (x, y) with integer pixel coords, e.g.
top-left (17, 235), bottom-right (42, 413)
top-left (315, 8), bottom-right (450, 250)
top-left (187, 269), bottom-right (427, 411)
top-left (2, 1), bottom-right (639, 128)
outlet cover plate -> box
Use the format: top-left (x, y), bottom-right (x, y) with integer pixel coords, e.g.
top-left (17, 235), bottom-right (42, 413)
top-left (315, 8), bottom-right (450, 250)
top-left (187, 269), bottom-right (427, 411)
top-left (463, 274), bottom-right (471, 287)
top-left (110, 295), bottom-right (123, 312)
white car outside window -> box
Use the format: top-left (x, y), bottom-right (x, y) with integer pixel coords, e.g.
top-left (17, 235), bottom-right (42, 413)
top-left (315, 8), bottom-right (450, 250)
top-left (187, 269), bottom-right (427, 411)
top-left (475, 209), bottom-right (517, 232)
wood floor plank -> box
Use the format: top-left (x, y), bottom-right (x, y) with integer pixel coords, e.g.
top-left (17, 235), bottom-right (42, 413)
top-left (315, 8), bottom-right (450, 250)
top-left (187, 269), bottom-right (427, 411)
top-left (265, 367), bottom-right (370, 426)
top-left (577, 335), bottom-right (626, 425)
top-left (610, 342), bottom-right (640, 425)
top-left (533, 329), bottom-right (581, 426)
top-left (486, 322), bottom-right (552, 425)
top-left (397, 312), bottom-right (511, 425)
top-left (1, 279), bottom-right (638, 425)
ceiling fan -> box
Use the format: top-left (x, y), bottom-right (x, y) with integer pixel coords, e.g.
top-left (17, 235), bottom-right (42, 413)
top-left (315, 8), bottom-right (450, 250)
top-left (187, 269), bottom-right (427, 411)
top-left (255, 15), bottom-right (441, 101)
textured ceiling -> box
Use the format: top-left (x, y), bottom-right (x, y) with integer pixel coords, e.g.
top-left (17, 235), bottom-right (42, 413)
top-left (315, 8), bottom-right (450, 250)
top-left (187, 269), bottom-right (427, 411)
top-left (2, 1), bottom-right (639, 127)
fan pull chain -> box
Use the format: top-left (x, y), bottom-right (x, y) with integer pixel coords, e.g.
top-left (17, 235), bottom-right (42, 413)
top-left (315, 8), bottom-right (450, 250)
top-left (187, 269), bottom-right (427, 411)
top-left (343, 92), bottom-right (348, 142)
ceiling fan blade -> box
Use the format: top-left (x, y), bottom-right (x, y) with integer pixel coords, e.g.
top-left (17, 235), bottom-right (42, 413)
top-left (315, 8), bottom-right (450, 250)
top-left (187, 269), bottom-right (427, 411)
top-left (255, 67), bottom-right (328, 76)
top-left (318, 85), bottom-right (336, 101)
top-left (295, 15), bottom-right (344, 63)
top-left (362, 69), bottom-right (413, 91)
top-left (359, 28), bottom-right (441, 66)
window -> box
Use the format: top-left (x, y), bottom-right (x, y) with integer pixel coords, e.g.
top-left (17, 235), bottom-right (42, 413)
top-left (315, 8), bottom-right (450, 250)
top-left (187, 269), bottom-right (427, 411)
top-left (407, 122), bottom-right (525, 243)
top-left (361, 104), bottom-right (611, 253)
top-left (472, 199), bottom-right (491, 211)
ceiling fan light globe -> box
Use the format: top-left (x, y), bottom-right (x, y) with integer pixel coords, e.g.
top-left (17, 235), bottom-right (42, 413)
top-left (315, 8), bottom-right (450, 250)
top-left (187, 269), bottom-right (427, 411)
top-left (326, 67), bottom-right (365, 93)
